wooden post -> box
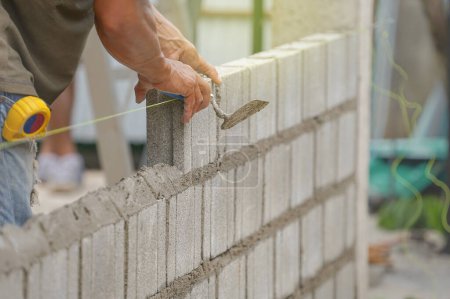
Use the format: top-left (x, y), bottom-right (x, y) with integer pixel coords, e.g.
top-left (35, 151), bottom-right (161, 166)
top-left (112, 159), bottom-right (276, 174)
top-left (83, 30), bottom-right (134, 185)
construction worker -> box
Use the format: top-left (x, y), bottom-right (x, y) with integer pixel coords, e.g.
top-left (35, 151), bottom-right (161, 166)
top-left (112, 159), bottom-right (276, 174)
top-left (0, 0), bottom-right (221, 226)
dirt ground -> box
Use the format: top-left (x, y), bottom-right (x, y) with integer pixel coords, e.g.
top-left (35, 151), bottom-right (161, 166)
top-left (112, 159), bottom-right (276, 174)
top-left (368, 216), bottom-right (450, 299)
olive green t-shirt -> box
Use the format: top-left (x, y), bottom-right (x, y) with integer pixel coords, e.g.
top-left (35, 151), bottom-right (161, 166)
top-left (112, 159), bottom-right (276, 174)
top-left (0, 0), bottom-right (94, 104)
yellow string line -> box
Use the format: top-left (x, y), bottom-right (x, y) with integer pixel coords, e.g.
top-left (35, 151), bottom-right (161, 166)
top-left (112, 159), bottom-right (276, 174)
top-left (373, 25), bottom-right (442, 298)
top-left (0, 99), bottom-right (177, 151)
top-left (425, 158), bottom-right (450, 233)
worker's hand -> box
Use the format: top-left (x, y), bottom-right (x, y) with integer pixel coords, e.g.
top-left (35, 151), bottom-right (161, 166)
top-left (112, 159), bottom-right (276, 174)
top-left (135, 59), bottom-right (211, 123)
top-left (153, 8), bottom-right (221, 85)
top-left (162, 38), bottom-right (222, 85)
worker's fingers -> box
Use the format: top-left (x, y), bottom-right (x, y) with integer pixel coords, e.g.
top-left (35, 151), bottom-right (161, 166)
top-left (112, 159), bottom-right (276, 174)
top-left (193, 84), bottom-right (203, 114)
top-left (198, 77), bottom-right (211, 110)
top-left (192, 55), bottom-right (221, 85)
top-left (134, 77), bottom-right (154, 103)
top-left (183, 92), bottom-right (196, 123)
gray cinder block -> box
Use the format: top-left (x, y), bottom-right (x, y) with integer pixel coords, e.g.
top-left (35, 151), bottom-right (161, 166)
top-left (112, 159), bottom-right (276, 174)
top-left (301, 206), bottom-right (323, 280)
top-left (291, 132), bottom-right (314, 207)
top-left (347, 33), bottom-right (359, 101)
top-left (345, 184), bottom-right (356, 249)
top-left (223, 57), bottom-right (277, 142)
top-left (234, 158), bottom-right (263, 242)
top-left (264, 144), bottom-right (291, 224)
top-left (304, 33), bottom-right (348, 108)
top-left (0, 270), bottom-right (24, 299)
top-left (315, 121), bottom-right (337, 188)
top-left (40, 249), bottom-right (68, 299)
top-left (218, 257), bottom-right (246, 299)
top-left (186, 276), bottom-right (216, 299)
top-left (338, 111), bottom-right (356, 181)
top-left (247, 238), bottom-right (274, 299)
top-left (275, 220), bottom-right (300, 298)
top-left (253, 49), bottom-right (303, 131)
top-left (113, 175), bottom-right (157, 217)
top-left (313, 278), bottom-right (334, 299)
top-left (215, 66), bottom-right (251, 155)
top-left (278, 41), bottom-right (326, 119)
top-left (336, 262), bottom-right (355, 299)
top-left (210, 173), bottom-right (234, 257)
top-left (324, 195), bottom-right (345, 263)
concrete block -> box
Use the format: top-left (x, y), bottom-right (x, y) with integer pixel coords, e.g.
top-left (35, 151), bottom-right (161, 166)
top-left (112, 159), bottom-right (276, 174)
top-left (115, 221), bottom-right (125, 298)
top-left (194, 186), bottom-right (202, 267)
top-left (223, 57), bottom-right (277, 142)
top-left (210, 172), bottom-right (234, 257)
top-left (187, 276), bottom-right (216, 299)
top-left (264, 144), bottom-right (291, 224)
top-left (173, 102), bottom-right (193, 172)
top-left (301, 206), bottom-right (323, 280)
top-left (275, 220), bottom-right (300, 298)
top-left (126, 214), bottom-right (138, 299)
top-left (303, 293), bottom-right (313, 299)
top-left (2, 223), bottom-right (50, 268)
top-left (305, 33), bottom-right (348, 108)
top-left (157, 200), bottom-right (167, 290)
top-left (235, 158), bottom-right (263, 241)
top-left (278, 41), bottom-right (326, 119)
top-left (40, 249), bottom-right (68, 299)
top-left (80, 236), bottom-right (92, 299)
top-left (26, 263), bottom-right (40, 299)
top-left (0, 232), bottom-right (21, 272)
top-left (324, 195), bottom-right (345, 263)
top-left (291, 132), bottom-right (314, 207)
top-left (191, 100), bottom-right (211, 169)
top-left (315, 121), bottom-right (337, 188)
top-left (0, 270), bottom-right (24, 299)
top-left (218, 257), bottom-right (246, 299)
top-left (203, 182), bottom-right (212, 260)
top-left (347, 33), bottom-right (359, 100)
top-left (338, 111), bottom-right (356, 181)
top-left (139, 165), bottom-right (183, 199)
top-left (247, 238), bottom-right (274, 299)
top-left (313, 278), bottom-right (334, 299)
top-left (113, 175), bottom-right (157, 217)
top-left (253, 49), bottom-right (302, 131)
top-left (136, 204), bottom-right (159, 297)
top-left (346, 184), bottom-right (356, 249)
top-left (216, 66), bottom-right (251, 154)
top-left (91, 225), bottom-right (116, 298)
top-left (336, 262), bottom-right (355, 299)
top-left (80, 221), bottom-right (125, 298)
top-left (67, 243), bottom-right (80, 299)
top-left (167, 195), bottom-right (176, 283)
top-left (175, 188), bottom-right (196, 278)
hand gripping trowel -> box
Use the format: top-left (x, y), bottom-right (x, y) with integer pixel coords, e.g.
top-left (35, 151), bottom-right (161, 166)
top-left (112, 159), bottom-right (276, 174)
top-left (159, 91), bottom-right (268, 130)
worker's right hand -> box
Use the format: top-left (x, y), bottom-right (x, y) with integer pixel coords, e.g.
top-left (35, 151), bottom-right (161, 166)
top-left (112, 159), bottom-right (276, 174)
top-left (134, 58), bottom-right (211, 123)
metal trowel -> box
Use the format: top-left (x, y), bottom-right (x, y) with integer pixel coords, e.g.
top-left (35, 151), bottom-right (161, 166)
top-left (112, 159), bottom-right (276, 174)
top-left (159, 91), bottom-right (268, 130)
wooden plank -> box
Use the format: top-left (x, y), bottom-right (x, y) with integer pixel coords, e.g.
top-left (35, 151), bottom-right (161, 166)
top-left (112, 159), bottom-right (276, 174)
top-left (82, 30), bottom-right (134, 185)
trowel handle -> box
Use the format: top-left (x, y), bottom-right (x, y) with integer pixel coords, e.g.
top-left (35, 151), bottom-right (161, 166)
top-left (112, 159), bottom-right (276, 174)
top-left (159, 91), bottom-right (185, 101)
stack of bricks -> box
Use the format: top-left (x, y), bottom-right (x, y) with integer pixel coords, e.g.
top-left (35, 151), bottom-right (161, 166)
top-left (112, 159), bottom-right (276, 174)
top-left (0, 32), bottom-right (361, 299)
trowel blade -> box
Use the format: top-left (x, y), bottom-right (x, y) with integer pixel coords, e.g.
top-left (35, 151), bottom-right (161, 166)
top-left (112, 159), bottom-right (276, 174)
top-left (220, 100), bottom-right (269, 130)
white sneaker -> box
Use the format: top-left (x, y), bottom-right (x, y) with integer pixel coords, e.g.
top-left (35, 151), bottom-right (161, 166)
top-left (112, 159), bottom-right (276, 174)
top-left (38, 153), bottom-right (84, 191)
top-left (37, 153), bottom-right (58, 182)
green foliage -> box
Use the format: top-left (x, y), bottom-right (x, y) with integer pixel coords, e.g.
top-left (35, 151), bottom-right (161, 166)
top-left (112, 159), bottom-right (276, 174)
top-left (378, 196), bottom-right (446, 234)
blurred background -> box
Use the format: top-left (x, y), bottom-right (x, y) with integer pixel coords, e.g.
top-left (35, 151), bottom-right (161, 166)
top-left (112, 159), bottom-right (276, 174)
top-left (33, 0), bottom-right (450, 298)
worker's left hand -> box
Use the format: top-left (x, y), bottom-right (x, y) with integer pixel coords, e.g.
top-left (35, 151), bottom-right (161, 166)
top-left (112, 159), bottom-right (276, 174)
top-left (154, 8), bottom-right (221, 85)
top-left (161, 38), bottom-right (221, 85)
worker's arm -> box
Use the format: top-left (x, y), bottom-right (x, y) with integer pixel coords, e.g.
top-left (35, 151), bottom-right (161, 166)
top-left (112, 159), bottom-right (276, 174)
top-left (152, 8), bottom-right (221, 85)
top-left (93, 0), bottom-right (211, 123)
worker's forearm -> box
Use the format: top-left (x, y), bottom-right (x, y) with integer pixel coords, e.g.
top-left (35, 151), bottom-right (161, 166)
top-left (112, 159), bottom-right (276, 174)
top-left (152, 8), bottom-right (187, 57)
top-left (94, 1), bottom-right (170, 84)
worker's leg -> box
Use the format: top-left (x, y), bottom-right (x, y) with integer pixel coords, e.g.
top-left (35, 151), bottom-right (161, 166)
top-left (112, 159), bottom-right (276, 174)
top-left (40, 81), bottom-right (76, 155)
top-left (0, 92), bottom-right (34, 226)
top-left (38, 81), bottom-right (84, 190)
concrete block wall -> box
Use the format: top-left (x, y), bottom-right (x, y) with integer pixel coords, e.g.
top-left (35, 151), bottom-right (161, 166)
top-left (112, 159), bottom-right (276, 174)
top-left (0, 32), bottom-right (363, 298)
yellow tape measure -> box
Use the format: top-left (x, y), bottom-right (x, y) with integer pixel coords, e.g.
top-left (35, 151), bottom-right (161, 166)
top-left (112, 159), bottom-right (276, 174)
top-left (2, 96), bottom-right (51, 141)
